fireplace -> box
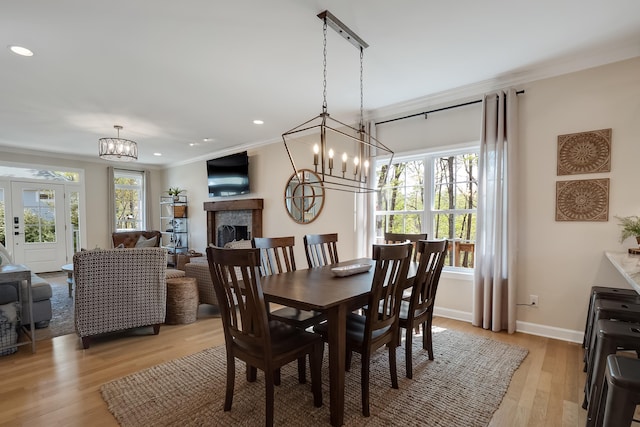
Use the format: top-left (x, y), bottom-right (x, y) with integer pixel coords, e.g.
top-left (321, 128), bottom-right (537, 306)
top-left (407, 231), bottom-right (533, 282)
top-left (203, 198), bottom-right (263, 247)
top-left (217, 225), bottom-right (249, 247)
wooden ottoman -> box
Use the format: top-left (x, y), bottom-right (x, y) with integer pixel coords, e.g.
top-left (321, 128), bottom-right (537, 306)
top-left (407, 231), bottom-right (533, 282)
top-left (165, 277), bottom-right (199, 324)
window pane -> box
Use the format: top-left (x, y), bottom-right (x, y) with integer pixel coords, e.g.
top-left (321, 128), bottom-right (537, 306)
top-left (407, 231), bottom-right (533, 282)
top-left (406, 186), bottom-right (424, 210)
top-left (23, 189), bottom-right (56, 244)
top-left (114, 170), bottom-right (145, 231)
top-left (70, 191), bottom-right (80, 253)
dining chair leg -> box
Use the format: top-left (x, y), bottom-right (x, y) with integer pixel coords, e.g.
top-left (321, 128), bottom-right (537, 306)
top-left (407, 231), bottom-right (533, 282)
top-left (405, 327), bottom-right (414, 379)
top-left (389, 343), bottom-right (399, 389)
top-left (246, 364), bottom-right (257, 382)
top-left (361, 350), bottom-right (371, 417)
top-left (225, 354), bottom-right (236, 411)
top-left (310, 342), bottom-right (323, 408)
top-left (346, 348), bottom-right (353, 372)
top-left (274, 368), bottom-right (281, 386)
top-left (425, 317), bottom-right (434, 360)
top-left (297, 357), bottom-right (306, 384)
top-left (265, 370), bottom-right (275, 427)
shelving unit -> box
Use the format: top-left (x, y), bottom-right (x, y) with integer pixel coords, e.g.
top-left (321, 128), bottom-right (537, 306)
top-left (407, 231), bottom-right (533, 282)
top-left (160, 195), bottom-right (188, 267)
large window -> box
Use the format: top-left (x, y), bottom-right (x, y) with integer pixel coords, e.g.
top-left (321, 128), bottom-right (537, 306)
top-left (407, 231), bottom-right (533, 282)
top-left (114, 169), bottom-right (146, 231)
top-left (375, 147), bottom-right (478, 270)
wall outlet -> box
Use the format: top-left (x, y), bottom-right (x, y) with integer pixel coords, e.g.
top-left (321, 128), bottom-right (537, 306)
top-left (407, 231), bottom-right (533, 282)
top-left (529, 295), bottom-right (539, 307)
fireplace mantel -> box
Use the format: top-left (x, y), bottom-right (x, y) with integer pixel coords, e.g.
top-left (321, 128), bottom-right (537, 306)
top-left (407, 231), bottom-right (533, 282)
top-left (203, 198), bottom-right (263, 246)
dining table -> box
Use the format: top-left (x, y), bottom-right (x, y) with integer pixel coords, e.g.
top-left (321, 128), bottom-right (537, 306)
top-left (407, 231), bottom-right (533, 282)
top-left (260, 257), bottom-right (417, 426)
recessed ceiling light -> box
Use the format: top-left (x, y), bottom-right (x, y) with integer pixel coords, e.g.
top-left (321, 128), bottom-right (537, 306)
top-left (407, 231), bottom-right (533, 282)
top-left (253, 120), bottom-right (264, 125)
top-left (153, 152), bottom-right (162, 156)
top-left (189, 142), bottom-right (197, 147)
top-left (9, 45), bottom-right (34, 57)
top-left (202, 138), bottom-right (213, 142)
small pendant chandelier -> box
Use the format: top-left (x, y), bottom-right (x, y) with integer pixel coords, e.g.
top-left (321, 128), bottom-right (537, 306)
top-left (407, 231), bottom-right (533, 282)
top-left (282, 10), bottom-right (393, 193)
top-left (98, 125), bottom-right (138, 161)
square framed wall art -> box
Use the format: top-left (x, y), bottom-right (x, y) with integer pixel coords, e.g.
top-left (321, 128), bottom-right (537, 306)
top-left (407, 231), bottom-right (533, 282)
top-left (555, 178), bottom-right (610, 222)
top-left (557, 128), bottom-right (611, 176)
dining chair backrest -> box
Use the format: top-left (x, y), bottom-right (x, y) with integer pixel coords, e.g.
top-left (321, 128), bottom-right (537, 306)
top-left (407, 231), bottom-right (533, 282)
top-left (384, 232), bottom-right (428, 262)
top-left (252, 236), bottom-right (297, 276)
top-left (367, 242), bottom-right (413, 337)
top-left (206, 246), bottom-right (271, 352)
top-left (410, 239), bottom-right (448, 315)
top-left (303, 233), bottom-right (339, 268)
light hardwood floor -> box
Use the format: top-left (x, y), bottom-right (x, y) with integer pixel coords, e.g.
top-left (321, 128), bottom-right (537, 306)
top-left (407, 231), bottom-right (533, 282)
top-left (0, 312), bottom-right (587, 426)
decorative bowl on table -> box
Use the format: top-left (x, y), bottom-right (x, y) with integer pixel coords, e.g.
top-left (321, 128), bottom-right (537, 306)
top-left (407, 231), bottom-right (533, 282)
top-left (331, 263), bottom-right (372, 277)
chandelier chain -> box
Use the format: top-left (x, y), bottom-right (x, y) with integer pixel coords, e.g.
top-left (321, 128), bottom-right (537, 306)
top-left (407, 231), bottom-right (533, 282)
top-left (360, 46), bottom-right (364, 130)
top-left (322, 18), bottom-right (328, 113)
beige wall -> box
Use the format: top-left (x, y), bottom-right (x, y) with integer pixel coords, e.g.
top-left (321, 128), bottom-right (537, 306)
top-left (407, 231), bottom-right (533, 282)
top-left (515, 57), bottom-right (640, 336)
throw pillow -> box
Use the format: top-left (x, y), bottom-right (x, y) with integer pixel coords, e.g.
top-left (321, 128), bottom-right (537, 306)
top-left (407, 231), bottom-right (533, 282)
top-left (135, 235), bottom-right (158, 248)
top-left (115, 243), bottom-right (125, 249)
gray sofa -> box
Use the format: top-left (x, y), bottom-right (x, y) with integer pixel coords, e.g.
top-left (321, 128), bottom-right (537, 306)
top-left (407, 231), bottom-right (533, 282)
top-left (0, 243), bottom-right (53, 328)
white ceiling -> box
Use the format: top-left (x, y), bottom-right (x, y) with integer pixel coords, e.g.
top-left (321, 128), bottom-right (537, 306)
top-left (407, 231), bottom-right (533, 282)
top-left (1, 0), bottom-right (639, 167)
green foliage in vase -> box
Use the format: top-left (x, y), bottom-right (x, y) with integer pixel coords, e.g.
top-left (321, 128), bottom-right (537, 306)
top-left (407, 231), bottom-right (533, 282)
top-left (168, 187), bottom-right (184, 197)
top-left (615, 215), bottom-right (640, 242)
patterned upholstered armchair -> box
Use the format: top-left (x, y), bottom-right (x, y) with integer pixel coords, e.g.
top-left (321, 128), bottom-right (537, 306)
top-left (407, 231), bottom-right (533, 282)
top-left (73, 247), bottom-right (167, 349)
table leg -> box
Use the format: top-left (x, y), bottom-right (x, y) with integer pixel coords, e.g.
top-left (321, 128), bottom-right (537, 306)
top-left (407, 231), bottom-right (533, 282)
top-left (327, 303), bottom-right (347, 427)
top-left (67, 272), bottom-right (73, 297)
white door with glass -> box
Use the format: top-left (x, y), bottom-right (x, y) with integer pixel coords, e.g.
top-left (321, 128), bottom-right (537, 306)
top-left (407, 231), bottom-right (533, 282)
top-left (11, 182), bottom-right (67, 272)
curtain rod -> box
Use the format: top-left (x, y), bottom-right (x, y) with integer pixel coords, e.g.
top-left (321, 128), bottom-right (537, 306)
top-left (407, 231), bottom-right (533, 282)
top-left (375, 90), bottom-right (525, 126)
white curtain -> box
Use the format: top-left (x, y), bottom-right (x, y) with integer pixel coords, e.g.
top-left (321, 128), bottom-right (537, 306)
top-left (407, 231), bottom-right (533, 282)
top-left (144, 169), bottom-right (152, 229)
top-left (358, 121), bottom-right (376, 258)
top-left (472, 88), bottom-right (519, 333)
top-left (107, 166), bottom-right (116, 241)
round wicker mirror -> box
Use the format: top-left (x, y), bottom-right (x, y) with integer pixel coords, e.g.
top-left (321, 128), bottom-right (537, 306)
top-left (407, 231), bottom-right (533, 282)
top-left (284, 169), bottom-right (325, 224)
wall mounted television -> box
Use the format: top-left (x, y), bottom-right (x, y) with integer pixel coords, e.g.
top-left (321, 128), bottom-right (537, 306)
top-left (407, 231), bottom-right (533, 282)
top-left (207, 151), bottom-right (250, 197)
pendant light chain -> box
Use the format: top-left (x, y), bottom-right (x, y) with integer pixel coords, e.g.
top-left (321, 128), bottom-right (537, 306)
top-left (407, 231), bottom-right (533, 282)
top-left (322, 18), bottom-right (328, 114)
top-left (359, 46), bottom-right (364, 130)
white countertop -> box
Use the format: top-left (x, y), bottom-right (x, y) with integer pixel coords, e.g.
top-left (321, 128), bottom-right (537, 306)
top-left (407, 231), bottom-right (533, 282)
top-left (604, 251), bottom-right (640, 294)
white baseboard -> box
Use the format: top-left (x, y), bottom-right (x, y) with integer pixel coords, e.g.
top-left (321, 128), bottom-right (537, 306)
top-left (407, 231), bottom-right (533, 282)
top-left (433, 308), bottom-right (583, 344)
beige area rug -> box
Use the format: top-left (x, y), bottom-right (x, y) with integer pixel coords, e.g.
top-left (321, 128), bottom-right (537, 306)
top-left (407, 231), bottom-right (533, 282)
top-left (101, 328), bottom-right (528, 426)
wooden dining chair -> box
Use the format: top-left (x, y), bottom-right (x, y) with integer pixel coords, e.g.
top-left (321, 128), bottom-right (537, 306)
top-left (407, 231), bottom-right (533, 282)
top-left (206, 246), bottom-right (324, 427)
top-left (303, 233), bottom-right (339, 268)
top-left (314, 242), bottom-right (412, 417)
top-left (384, 232), bottom-right (427, 261)
top-left (397, 239), bottom-right (447, 378)
top-left (252, 236), bottom-right (325, 329)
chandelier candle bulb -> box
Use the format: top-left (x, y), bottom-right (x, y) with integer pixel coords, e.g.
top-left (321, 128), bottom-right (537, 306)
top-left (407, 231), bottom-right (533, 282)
top-left (353, 156), bottom-right (359, 176)
top-left (342, 152), bottom-right (348, 176)
top-left (313, 144), bottom-right (319, 167)
top-left (328, 148), bottom-right (334, 172)
top-left (363, 159), bottom-right (369, 180)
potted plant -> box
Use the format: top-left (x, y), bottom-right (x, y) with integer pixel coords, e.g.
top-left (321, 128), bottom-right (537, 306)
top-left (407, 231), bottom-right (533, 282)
top-left (167, 187), bottom-right (184, 202)
top-left (615, 215), bottom-right (640, 245)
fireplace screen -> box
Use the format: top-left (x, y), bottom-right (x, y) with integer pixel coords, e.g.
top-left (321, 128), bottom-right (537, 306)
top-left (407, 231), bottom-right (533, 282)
top-left (217, 225), bottom-right (249, 247)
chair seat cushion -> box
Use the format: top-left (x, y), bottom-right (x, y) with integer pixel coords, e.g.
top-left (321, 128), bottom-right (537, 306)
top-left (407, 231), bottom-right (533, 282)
top-left (313, 312), bottom-right (391, 344)
top-left (397, 300), bottom-right (429, 321)
top-left (235, 319), bottom-right (322, 356)
top-left (269, 306), bottom-right (326, 328)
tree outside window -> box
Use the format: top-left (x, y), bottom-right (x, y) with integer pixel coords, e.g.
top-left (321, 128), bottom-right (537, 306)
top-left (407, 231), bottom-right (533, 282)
top-left (375, 149), bottom-right (478, 270)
